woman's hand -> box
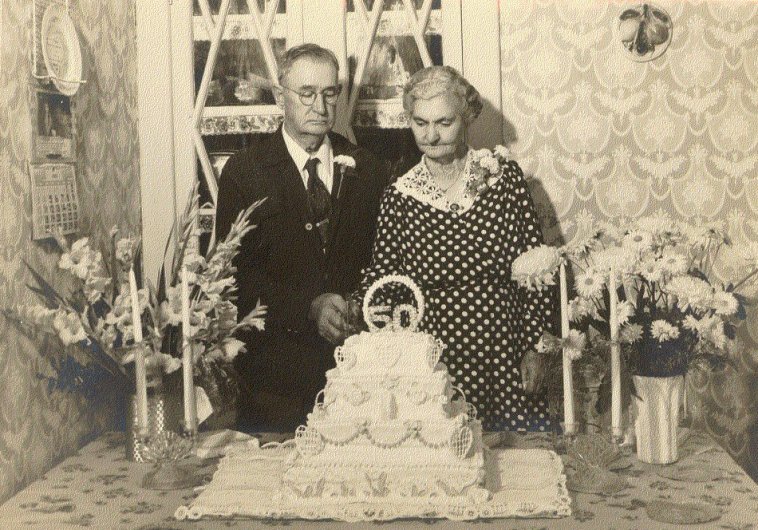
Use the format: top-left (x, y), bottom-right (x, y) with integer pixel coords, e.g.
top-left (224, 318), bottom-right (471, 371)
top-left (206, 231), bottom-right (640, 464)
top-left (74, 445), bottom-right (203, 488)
top-left (520, 349), bottom-right (548, 395)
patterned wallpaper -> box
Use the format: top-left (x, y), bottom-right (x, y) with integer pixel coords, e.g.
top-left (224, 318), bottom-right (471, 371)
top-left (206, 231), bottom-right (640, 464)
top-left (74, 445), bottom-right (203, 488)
top-left (501, 0), bottom-right (758, 479)
top-left (0, 1), bottom-right (141, 503)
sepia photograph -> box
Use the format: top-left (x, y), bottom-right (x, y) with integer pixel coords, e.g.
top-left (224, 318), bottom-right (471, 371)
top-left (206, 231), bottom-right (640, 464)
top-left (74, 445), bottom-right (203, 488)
top-left (1, 1), bottom-right (757, 528)
top-left (31, 89), bottom-right (75, 162)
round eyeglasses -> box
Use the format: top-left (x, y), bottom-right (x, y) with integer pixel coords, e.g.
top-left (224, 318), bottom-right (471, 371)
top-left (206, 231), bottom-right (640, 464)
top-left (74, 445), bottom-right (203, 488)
top-left (279, 84), bottom-right (342, 106)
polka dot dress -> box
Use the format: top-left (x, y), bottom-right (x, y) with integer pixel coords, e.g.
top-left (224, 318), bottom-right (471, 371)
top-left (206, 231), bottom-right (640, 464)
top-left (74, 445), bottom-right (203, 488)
top-left (357, 155), bottom-right (554, 432)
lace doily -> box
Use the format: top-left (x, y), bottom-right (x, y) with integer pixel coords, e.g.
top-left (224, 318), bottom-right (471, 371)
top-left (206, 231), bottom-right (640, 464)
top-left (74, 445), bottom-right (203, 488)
top-left (393, 149), bottom-right (503, 214)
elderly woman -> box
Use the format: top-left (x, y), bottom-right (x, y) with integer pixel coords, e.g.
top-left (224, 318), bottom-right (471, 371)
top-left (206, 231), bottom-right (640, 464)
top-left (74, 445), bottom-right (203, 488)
top-left (355, 66), bottom-right (555, 432)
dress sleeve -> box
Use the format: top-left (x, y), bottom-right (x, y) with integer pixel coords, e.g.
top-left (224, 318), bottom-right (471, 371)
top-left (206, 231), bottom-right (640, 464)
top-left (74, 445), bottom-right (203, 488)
top-left (351, 186), bottom-right (406, 307)
top-left (501, 160), bottom-right (558, 352)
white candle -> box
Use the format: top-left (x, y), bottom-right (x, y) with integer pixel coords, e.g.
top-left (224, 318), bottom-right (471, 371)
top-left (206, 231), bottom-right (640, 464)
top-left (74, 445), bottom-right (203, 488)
top-left (129, 268), bottom-right (148, 436)
top-left (181, 266), bottom-right (197, 433)
top-left (559, 262), bottom-right (576, 435)
top-left (609, 269), bottom-right (622, 440)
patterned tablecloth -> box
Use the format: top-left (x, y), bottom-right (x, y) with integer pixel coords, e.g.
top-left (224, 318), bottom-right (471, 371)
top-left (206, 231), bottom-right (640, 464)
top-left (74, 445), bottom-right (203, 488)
top-left (1, 429), bottom-right (756, 529)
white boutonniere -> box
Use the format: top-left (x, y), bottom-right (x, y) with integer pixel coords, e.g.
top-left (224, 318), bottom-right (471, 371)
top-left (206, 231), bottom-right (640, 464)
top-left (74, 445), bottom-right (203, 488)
top-left (334, 155), bottom-right (357, 200)
top-left (465, 145), bottom-right (509, 198)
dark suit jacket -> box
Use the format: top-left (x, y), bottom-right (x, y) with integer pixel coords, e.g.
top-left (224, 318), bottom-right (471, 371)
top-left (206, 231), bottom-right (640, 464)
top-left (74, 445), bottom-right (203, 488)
top-left (215, 128), bottom-right (388, 431)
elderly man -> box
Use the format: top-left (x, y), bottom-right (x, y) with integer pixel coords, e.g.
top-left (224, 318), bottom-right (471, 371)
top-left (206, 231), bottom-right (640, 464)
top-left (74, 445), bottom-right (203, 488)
top-left (215, 44), bottom-right (388, 433)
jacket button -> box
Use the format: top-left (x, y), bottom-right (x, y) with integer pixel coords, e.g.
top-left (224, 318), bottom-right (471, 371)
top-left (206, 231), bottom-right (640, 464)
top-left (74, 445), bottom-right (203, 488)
top-left (305, 222), bottom-right (313, 231)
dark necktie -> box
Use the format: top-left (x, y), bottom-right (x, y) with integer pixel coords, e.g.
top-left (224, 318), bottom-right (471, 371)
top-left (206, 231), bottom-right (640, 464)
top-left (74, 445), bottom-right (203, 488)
top-left (305, 157), bottom-right (331, 247)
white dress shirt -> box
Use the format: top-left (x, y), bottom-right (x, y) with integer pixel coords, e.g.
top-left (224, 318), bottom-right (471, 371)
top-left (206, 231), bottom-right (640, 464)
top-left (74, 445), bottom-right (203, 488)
top-left (281, 127), bottom-right (334, 193)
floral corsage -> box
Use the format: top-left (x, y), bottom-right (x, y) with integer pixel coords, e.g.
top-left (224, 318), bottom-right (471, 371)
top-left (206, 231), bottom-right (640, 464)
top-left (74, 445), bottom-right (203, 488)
top-left (334, 155), bottom-right (357, 200)
top-left (465, 145), bottom-right (510, 198)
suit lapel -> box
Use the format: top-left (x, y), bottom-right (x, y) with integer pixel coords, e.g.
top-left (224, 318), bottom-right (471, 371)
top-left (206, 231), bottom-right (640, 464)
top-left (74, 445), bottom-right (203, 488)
top-left (326, 133), bottom-right (357, 261)
top-left (262, 128), bottom-right (310, 228)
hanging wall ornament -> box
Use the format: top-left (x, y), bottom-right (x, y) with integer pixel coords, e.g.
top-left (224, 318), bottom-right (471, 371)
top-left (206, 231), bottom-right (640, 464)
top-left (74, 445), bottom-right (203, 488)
top-left (616, 3), bottom-right (673, 62)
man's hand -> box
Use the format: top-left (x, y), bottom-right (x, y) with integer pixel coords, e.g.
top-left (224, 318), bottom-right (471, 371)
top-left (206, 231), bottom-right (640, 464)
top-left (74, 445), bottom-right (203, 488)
top-left (520, 349), bottom-right (548, 395)
top-left (309, 293), bottom-right (348, 345)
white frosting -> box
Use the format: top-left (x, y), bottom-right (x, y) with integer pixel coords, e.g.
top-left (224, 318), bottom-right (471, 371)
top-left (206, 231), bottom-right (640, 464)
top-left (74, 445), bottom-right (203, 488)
top-left (336, 330), bottom-right (443, 376)
top-left (285, 325), bottom-right (488, 504)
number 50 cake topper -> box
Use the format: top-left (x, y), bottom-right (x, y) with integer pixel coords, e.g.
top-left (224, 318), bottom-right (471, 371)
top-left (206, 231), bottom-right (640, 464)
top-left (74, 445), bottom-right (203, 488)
top-left (362, 275), bottom-right (425, 333)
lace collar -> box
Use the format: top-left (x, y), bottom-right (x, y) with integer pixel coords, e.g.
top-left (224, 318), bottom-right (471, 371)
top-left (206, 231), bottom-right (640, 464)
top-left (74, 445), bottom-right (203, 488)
top-left (394, 149), bottom-right (500, 214)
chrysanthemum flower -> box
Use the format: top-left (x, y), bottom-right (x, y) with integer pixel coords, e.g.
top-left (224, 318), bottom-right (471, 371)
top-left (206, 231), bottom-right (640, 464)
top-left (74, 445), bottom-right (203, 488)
top-left (666, 275), bottom-right (713, 312)
top-left (650, 320), bottom-right (680, 342)
top-left (620, 323), bottom-right (643, 344)
top-left (711, 290), bottom-right (739, 316)
top-left (511, 245), bottom-right (561, 290)
top-left (592, 246), bottom-right (634, 276)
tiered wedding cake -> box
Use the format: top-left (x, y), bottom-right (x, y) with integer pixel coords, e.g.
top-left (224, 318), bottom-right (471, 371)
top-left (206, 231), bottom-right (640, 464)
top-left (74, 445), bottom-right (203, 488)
top-left (284, 276), bottom-right (489, 505)
top-left (181, 275), bottom-right (571, 522)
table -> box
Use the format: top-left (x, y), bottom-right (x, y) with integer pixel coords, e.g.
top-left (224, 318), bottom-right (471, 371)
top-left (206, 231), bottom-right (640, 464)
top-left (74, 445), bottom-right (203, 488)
top-left (1, 429), bottom-right (756, 529)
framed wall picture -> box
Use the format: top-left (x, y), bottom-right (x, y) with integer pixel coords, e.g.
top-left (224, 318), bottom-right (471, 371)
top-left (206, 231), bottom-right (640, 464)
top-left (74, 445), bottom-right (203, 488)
top-left (31, 88), bottom-right (75, 162)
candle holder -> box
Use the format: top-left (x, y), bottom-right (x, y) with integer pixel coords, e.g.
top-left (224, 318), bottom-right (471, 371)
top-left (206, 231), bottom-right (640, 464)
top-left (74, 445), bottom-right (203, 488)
top-left (179, 419), bottom-right (198, 441)
top-left (139, 430), bottom-right (201, 490)
top-left (125, 349), bottom-right (166, 463)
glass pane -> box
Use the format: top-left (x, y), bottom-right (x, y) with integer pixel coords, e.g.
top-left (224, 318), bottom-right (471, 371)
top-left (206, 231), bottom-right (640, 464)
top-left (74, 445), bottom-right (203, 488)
top-left (346, 0), bottom-right (440, 12)
top-left (193, 0), bottom-right (286, 16)
top-left (194, 38), bottom-right (286, 107)
top-left (348, 35), bottom-right (441, 98)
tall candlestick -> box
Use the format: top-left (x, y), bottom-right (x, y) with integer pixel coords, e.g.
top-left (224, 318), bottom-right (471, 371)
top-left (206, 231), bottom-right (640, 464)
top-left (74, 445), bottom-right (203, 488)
top-left (129, 268), bottom-right (148, 436)
top-left (559, 262), bottom-right (576, 435)
top-left (181, 267), bottom-right (197, 433)
top-left (609, 270), bottom-right (622, 440)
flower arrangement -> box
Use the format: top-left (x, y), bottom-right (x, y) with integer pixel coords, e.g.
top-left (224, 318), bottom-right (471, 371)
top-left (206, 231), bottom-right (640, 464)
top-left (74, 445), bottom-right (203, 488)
top-left (4, 184), bottom-right (266, 417)
top-left (465, 145), bottom-right (510, 198)
top-left (513, 216), bottom-right (756, 377)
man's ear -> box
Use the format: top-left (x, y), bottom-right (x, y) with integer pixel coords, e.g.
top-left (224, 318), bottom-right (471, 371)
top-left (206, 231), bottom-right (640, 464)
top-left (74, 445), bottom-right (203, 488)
top-left (272, 84), bottom-right (285, 109)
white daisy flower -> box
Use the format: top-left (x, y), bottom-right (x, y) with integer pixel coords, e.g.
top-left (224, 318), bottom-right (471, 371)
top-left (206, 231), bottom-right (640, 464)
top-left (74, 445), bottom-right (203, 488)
top-left (634, 213), bottom-right (675, 237)
top-left (659, 251), bottom-right (688, 276)
top-left (650, 320), bottom-right (680, 342)
top-left (622, 230), bottom-right (653, 253)
top-left (575, 269), bottom-right (605, 299)
top-left (682, 220), bottom-right (727, 248)
top-left (637, 258), bottom-right (664, 283)
top-left (616, 300), bottom-right (635, 326)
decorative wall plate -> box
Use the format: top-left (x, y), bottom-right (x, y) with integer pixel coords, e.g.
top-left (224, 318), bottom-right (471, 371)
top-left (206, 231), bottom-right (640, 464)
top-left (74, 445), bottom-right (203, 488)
top-left (40, 4), bottom-right (83, 96)
top-left (615, 3), bottom-right (673, 62)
